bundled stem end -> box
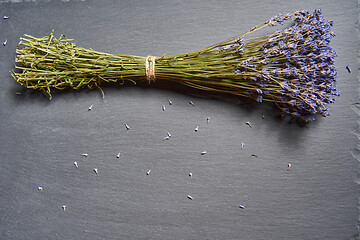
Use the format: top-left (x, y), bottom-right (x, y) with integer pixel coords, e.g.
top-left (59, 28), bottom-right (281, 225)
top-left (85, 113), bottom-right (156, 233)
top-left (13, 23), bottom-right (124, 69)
top-left (13, 9), bottom-right (339, 122)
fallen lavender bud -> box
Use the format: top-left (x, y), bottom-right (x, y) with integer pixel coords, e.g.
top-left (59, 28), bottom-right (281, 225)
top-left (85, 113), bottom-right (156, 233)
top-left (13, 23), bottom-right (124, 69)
top-left (346, 65), bottom-right (351, 73)
top-left (287, 163), bottom-right (292, 171)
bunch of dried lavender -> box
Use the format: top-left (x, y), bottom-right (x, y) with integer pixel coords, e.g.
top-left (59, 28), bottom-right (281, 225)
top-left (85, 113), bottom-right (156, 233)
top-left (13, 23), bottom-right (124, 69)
top-left (12, 9), bottom-right (338, 122)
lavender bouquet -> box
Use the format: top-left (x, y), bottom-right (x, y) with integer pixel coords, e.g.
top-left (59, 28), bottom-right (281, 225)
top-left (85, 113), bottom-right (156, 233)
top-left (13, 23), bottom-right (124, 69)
top-left (12, 9), bottom-right (338, 122)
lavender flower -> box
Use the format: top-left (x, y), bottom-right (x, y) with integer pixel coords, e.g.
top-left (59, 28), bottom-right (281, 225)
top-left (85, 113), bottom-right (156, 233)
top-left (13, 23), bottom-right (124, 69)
top-left (229, 9), bottom-right (339, 122)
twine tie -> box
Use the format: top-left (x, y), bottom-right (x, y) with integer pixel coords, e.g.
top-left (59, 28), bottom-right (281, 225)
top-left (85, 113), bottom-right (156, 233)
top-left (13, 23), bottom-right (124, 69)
top-left (145, 56), bottom-right (156, 82)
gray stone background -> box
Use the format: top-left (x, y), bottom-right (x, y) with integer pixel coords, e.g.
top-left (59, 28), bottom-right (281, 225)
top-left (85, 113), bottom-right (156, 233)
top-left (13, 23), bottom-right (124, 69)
top-left (0, 0), bottom-right (358, 239)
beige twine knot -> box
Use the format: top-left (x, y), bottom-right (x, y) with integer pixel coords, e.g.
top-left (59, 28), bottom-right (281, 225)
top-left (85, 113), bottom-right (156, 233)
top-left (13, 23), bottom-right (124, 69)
top-left (145, 56), bottom-right (156, 83)
top-left (145, 54), bottom-right (166, 83)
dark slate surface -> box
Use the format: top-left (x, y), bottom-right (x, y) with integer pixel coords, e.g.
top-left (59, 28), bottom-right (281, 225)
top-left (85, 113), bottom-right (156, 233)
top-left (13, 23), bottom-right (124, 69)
top-left (0, 0), bottom-right (358, 239)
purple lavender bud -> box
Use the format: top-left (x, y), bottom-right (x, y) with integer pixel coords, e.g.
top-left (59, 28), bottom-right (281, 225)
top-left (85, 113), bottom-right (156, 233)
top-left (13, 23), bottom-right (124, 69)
top-left (261, 68), bottom-right (270, 75)
top-left (267, 20), bottom-right (276, 26)
top-left (289, 99), bottom-right (296, 106)
top-left (271, 69), bottom-right (281, 76)
top-left (280, 82), bottom-right (291, 92)
top-left (284, 13), bottom-right (292, 20)
top-left (237, 48), bottom-right (244, 55)
top-left (277, 41), bottom-right (286, 50)
top-left (236, 37), bottom-right (244, 45)
top-left (240, 60), bottom-right (248, 66)
top-left (260, 58), bottom-right (269, 64)
top-left (256, 95), bottom-right (263, 102)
